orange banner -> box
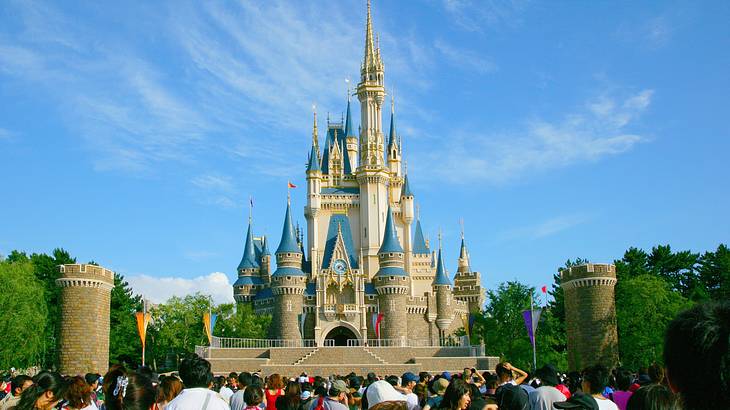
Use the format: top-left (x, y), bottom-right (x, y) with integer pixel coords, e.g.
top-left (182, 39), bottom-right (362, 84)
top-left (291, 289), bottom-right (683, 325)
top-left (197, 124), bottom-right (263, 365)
top-left (135, 312), bottom-right (151, 348)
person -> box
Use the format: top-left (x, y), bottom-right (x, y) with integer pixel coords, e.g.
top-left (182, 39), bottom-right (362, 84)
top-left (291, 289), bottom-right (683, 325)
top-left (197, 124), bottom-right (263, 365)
top-left (465, 384), bottom-right (488, 410)
top-left (397, 373), bottom-right (420, 410)
top-left (275, 381), bottom-right (300, 410)
top-left (664, 301), bottom-right (730, 410)
top-left (15, 371), bottom-right (66, 410)
top-left (103, 372), bottom-right (155, 410)
top-left (265, 375), bottom-right (285, 410)
top-left (64, 376), bottom-right (96, 410)
top-left (528, 364), bottom-right (566, 410)
top-left (220, 377), bottom-right (235, 404)
top-left (365, 381), bottom-right (406, 410)
top-left (646, 365), bottom-right (663, 386)
top-left (308, 380), bottom-right (348, 410)
top-left (422, 378), bottom-right (447, 410)
top-left (85, 374), bottom-right (102, 409)
top-left (494, 384), bottom-right (527, 410)
top-left (609, 368), bottom-right (632, 410)
top-left (437, 379), bottom-right (470, 410)
top-left (230, 373), bottom-right (253, 410)
top-left (299, 383), bottom-right (314, 410)
top-left (156, 376), bottom-right (183, 410)
top-left (0, 375), bottom-right (32, 410)
top-left (625, 385), bottom-right (679, 410)
top-left (581, 365), bottom-right (618, 410)
top-left (494, 363), bottom-right (527, 388)
top-left (554, 392), bottom-right (598, 410)
top-left (243, 386), bottom-right (264, 410)
top-left (165, 355), bottom-right (229, 410)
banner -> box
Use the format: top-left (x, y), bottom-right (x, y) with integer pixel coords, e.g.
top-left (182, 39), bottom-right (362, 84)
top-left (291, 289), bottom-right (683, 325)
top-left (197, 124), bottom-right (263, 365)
top-left (522, 308), bottom-right (542, 347)
top-left (375, 313), bottom-right (384, 339)
top-left (462, 314), bottom-right (470, 338)
top-left (298, 312), bottom-right (307, 337)
top-left (468, 313), bottom-right (476, 335)
top-left (203, 312), bottom-right (218, 345)
top-left (135, 312), bottom-right (151, 348)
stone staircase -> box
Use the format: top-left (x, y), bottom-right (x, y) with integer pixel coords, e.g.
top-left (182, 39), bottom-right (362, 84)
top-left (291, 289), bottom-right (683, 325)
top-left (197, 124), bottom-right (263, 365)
top-left (295, 347), bottom-right (386, 366)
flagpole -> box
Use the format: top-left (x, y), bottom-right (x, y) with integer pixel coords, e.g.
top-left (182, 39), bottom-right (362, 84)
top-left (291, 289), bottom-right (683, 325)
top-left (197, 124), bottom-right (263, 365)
top-left (531, 293), bottom-right (537, 372)
top-left (209, 295), bottom-right (213, 347)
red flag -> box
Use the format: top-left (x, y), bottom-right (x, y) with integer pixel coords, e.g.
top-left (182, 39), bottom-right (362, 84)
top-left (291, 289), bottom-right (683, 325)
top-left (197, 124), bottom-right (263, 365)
top-left (288, 181), bottom-right (297, 188)
top-left (375, 313), bottom-right (384, 339)
top-left (541, 285), bottom-right (547, 293)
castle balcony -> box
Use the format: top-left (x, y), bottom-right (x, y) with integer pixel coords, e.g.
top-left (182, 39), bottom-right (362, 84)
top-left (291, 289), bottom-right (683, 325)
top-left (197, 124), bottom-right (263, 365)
top-left (322, 303), bottom-right (360, 320)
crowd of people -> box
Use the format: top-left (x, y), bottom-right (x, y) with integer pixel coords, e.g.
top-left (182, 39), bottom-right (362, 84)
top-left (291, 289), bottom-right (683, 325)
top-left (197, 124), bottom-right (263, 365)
top-left (0, 301), bottom-right (726, 410)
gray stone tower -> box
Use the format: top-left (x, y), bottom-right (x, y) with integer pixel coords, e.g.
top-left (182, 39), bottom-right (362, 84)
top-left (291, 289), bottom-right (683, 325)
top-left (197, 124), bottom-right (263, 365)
top-left (453, 235), bottom-right (485, 313)
top-left (271, 201), bottom-right (306, 342)
top-left (56, 264), bottom-right (114, 375)
top-left (432, 245), bottom-right (454, 342)
top-left (374, 206), bottom-right (409, 343)
top-left (561, 263), bottom-right (619, 371)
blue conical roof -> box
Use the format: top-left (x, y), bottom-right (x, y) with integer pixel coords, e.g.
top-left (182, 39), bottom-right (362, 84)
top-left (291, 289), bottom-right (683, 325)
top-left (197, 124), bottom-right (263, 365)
top-left (237, 222), bottom-right (260, 270)
top-left (413, 220), bottom-right (429, 255)
top-left (388, 110), bottom-right (397, 148)
top-left (345, 99), bottom-right (355, 137)
top-left (307, 144), bottom-right (320, 172)
top-left (433, 248), bottom-right (452, 286)
top-left (378, 206), bottom-right (403, 254)
top-left (401, 174), bottom-right (413, 197)
top-left (276, 202), bottom-right (301, 254)
top-left (261, 236), bottom-right (270, 256)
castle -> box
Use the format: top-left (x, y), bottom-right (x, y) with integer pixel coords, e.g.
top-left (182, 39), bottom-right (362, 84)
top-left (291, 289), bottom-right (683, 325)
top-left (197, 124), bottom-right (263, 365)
top-left (232, 1), bottom-right (485, 347)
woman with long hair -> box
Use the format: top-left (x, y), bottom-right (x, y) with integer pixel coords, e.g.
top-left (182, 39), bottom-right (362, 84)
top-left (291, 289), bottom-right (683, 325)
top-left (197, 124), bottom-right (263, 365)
top-left (103, 368), bottom-right (156, 410)
top-left (438, 380), bottom-right (471, 410)
top-left (63, 376), bottom-right (95, 410)
top-left (15, 371), bottom-right (66, 410)
top-left (264, 374), bottom-right (284, 410)
top-left (155, 377), bottom-right (183, 410)
top-left (275, 381), bottom-right (300, 410)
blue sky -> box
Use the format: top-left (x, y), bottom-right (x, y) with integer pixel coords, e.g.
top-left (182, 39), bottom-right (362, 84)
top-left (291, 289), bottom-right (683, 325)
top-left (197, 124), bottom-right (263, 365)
top-left (1, 0), bottom-right (728, 304)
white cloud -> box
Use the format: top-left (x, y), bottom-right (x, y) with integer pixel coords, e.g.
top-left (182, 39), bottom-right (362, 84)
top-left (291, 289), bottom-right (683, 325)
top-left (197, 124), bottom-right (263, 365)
top-left (433, 39), bottom-right (498, 75)
top-left (0, 128), bottom-right (13, 140)
top-left (417, 89), bottom-right (653, 184)
top-left (191, 174), bottom-right (234, 192)
top-left (441, 0), bottom-right (528, 33)
top-left (126, 271), bottom-right (234, 305)
top-left (500, 213), bottom-right (593, 241)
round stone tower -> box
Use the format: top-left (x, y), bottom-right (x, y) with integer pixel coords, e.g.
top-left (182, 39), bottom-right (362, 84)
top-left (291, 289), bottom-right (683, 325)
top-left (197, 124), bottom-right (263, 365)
top-left (374, 206), bottom-right (409, 343)
top-left (432, 247), bottom-right (453, 341)
top-left (561, 263), bottom-right (619, 371)
top-left (56, 263), bottom-right (114, 375)
top-left (271, 201), bottom-right (306, 342)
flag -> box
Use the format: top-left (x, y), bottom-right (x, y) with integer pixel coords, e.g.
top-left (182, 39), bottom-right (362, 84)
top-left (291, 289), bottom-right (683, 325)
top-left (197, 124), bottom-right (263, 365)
top-left (462, 314), bottom-right (470, 337)
top-left (203, 312), bottom-right (218, 345)
top-left (135, 312), bottom-right (151, 349)
top-left (541, 285), bottom-right (547, 293)
top-left (298, 312), bottom-right (307, 337)
top-left (288, 181), bottom-right (297, 188)
top-left (250, 196), bottom-right (254, 208)
top-left (468, 313), bottom-right (476, 335)
top-left (375, 313), bottom-right (384, 339)
top-left (522, 308), bottom-right (543, 347)
top-left (371, 312), bottom-right (378, 332)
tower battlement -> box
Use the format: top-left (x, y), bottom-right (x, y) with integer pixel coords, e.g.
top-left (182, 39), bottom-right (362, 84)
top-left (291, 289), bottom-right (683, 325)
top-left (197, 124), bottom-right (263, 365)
top-left (560, 263), bottom-right (616, 289)
top-left (58, 263), bottom-right (114, 284)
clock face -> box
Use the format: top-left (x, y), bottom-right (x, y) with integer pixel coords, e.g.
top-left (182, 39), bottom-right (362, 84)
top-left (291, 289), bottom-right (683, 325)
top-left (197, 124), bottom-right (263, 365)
top-left (332, 259), bottom-right (347, 274)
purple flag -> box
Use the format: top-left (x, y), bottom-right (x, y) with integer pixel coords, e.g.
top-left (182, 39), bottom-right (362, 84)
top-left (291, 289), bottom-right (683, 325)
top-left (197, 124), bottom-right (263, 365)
top-left (522, 308), bottom-right (542, 347)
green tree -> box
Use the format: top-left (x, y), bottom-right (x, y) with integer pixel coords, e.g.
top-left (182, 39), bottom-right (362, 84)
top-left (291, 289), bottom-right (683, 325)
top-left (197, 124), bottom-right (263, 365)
top-left (0, 260), bottom-right (48, 369)
top-left (615, 274), bottom-right (691, 369)
top-left (698, 244), bottom-right (730, 300)
top-left (109, 273), bottom-right (143, 367)
top-left (215, 303), bottom-right (271, 339)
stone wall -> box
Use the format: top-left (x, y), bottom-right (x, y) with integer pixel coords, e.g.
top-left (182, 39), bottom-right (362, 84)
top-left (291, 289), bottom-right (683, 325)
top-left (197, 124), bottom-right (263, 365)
top-left (57, 264), bottom-right (114, 375)
top-left (561, 263), bottom-right (619, 371)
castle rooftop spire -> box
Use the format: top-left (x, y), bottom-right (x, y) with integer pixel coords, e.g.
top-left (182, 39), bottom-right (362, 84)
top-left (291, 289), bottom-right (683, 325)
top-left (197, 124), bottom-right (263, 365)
top-left (433, 232), bottom-right (452, 286)
top-left (238, 221), bottom-right (260, 270)
top-left (275, 201), bottom-right (301, 254)
top-left (378, 205), bottom-right (403, 254)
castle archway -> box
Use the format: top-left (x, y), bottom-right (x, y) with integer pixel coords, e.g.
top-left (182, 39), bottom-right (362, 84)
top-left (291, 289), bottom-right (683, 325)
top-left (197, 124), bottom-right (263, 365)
top-left (325, 326), bottom-right (358, 346)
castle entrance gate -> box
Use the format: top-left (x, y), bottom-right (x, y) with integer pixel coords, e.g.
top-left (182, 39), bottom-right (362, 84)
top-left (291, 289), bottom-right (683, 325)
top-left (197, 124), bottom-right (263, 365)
top-left (324, 326), bottom-right (358, 346)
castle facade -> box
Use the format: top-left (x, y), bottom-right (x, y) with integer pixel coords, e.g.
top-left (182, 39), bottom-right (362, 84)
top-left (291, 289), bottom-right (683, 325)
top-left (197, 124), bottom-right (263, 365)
top-left (233, 2), bottom-right (484, 346)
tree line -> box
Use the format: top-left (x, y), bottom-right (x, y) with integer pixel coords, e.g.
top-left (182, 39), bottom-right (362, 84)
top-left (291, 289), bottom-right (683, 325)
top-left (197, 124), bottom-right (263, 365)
top-left (1, 243), bottom-right (727, 372)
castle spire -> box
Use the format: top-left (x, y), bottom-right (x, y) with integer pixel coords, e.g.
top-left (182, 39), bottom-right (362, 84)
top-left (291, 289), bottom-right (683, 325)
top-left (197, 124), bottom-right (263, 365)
top-left (276, 201), bottom-right (300, 254)
top-left (378, 205), bottom-right (403, 254)
top-left (433, 232), bottom-right (452, 286)
top-left (388, 92), bottom-right (397, 148)
top-left (345, 97), bottom-right (355, 137)
top-left (312, 104), bottom-right (319, 149)
top-left (363, 0), bottom-right (376, 69)
top-left (238, 219), bottom-right (260, 270)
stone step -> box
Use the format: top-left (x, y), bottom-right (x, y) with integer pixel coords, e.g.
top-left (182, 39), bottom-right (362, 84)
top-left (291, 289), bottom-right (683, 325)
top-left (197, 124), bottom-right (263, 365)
top-left (296, 347), bottom-right (386, 366)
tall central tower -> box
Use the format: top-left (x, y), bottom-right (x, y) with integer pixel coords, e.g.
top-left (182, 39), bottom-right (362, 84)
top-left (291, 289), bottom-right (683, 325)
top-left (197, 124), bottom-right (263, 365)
top-left (357, 0), bottom-right (389, 277)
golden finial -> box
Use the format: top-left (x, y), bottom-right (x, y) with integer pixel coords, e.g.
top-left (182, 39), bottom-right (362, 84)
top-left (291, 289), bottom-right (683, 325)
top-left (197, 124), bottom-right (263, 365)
top-left (438, 228), bottom-right (443, 250)
top-left (345, 78), bottom-right (351, 101)
top-left (459, 218), bottom-right (464, 239)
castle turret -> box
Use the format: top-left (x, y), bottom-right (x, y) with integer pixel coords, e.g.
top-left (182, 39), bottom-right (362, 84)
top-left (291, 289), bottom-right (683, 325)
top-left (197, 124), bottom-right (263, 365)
top-left (386, 99), bottom-right (402, 177)
top-left (373, 206), bottom-right (409, 343)
top-left (432, 241), bottom-right (453, 342)
top-left (271, 201), bottom-right (307, 342)
top-left (306, 110), bottom-right (323, 274)
top-left (344, 97), bottom-right (358, 170)
top-left (452, 232), bottom-right (484, 313)
top-left (234, 220), bottom-right (263, 303)
top-left (260, 236), bottom-right (272, 284)
top-left (357, 0), bottom-right (389, 277)
top-left (561, 263), bottom-right (619, 371)
top-left (400, 174), bottom-right (414, 283)
top-left (57, 264), bottom-right (114, 375)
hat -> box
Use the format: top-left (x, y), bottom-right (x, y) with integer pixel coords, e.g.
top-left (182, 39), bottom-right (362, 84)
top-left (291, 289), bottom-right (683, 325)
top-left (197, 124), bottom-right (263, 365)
top-left (553, 392), bottom-right (598, 410)
top-left (433, 378), bottom-right (449, 396)
top-left (441, 371), bottom-right (452, 381)
top-left (401, 372), bottom-right (418, 384)
top-left (495, 384), bottom-right (529, 410)
top-left (366, 380), bottom-right (407, 409)
top-left (535, 365), bottom-right (559, 386)
top-left (330, 380), bottom-right (348, 395)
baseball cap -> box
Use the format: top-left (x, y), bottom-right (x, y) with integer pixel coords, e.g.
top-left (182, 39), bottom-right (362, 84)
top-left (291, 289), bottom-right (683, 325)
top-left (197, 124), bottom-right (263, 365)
top-left (535, 365), bottom-right (559, 386)
top-left (401, 372), bottom-right (418, 384)
top-left (553, 392), bottom-right (599, 410)
top-left (366, 380), bottom-right (407, 409)
top-left (441, 371), bottom-right (452, 381)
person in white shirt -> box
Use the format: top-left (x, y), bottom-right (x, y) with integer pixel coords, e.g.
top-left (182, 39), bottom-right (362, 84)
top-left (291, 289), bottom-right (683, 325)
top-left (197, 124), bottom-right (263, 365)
top-left (581, 365), bottom-right (618, 410)
top-left (397, 372), bottom-right (421, 410)
top-left (166, 355), bottom-right (230, 410)
top-left (528, 365), bottom-right (567, 410)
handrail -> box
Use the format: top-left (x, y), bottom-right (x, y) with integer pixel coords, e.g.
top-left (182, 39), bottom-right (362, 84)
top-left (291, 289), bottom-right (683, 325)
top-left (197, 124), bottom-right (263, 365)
top-left (211, 336), bottom-right (317, 348)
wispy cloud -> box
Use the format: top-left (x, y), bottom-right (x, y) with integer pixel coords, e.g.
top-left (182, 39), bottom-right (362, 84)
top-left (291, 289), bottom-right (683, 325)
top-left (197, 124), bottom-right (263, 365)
top-left (433, 39), bottom-right (498, 75)
top-left (500, 213), bottom-right (593, 241)
top-left (0, 128), bottom-right (13, 140)
top-left (416, 89), bottom-right (653, 184)
top-left (441, 0), bottom-right (529, 33)
top-left (190, 173), bottom-right (239, 208)
top-left (126, 271), bottom-right (234, 304)
top-left (183, 250), bottom-right (219, 262)
top-left (617, 15), bottom-right (673, 49)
